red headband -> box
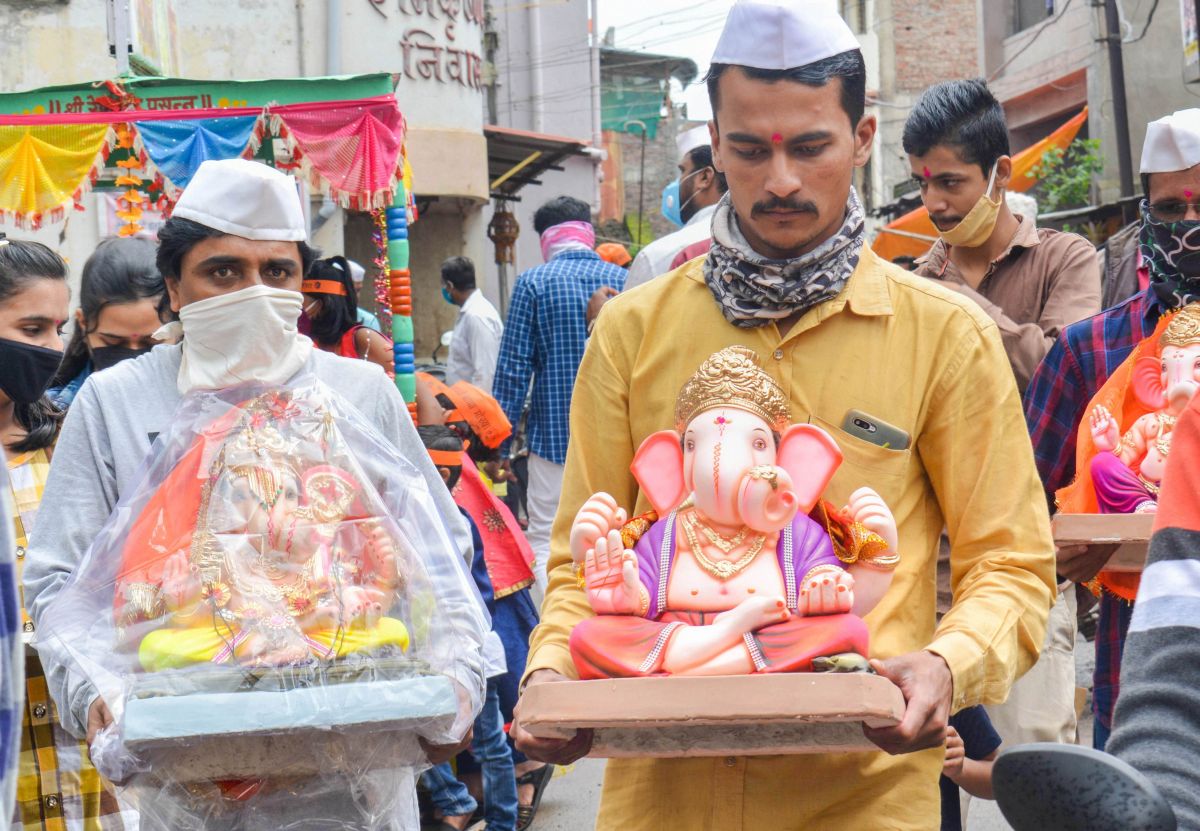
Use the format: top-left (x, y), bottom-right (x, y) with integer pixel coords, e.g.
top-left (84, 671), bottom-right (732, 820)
top-left (302, 279), bottom-right (347, 296)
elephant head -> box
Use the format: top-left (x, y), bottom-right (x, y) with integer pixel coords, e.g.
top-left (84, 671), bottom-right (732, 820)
top-left (629, 346), bottom-right (842, 533)
top-left (1132, 304), bottom-right (1200, 415)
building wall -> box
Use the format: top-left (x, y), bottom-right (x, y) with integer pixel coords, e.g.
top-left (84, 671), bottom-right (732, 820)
top-left (482, 0), bottom-right (601, 304)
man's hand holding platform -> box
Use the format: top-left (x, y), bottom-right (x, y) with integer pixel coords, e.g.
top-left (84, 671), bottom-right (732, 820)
top-left (862, 650), bottom-right (953, 755)
top-left (512, 669), bottom-right (594, 765)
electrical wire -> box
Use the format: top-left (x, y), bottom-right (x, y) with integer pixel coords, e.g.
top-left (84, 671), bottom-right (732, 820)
top-left (1124, 0), bottom-right (1160, 43)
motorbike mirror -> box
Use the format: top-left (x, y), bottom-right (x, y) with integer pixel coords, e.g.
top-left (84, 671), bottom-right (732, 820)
top-left (994, 743), bottom-right (1176, 831)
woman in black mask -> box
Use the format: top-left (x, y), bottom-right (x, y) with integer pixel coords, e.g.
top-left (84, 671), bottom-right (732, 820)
top-left (0, 235), bottom-right (68, 456)
top-left (48, 237), bottom-right (163, 409)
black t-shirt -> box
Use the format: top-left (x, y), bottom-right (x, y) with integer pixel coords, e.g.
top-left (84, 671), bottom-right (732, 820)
top-left (940, 705), bottom-right (1003, 831)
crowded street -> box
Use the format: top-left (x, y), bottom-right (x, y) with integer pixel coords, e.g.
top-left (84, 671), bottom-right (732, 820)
top-left (2, 0), bottom-right (1200, 830)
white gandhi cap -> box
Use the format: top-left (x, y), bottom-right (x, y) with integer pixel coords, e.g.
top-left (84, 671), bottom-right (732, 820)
top-left (710, 0), bottom-right (860, 71)
top-left (676, 125), bottom-right (711, 162)
top-left (171, 158), bottom-right (307, 241)
top-left (1141, 109), bottom-right (1200, 175)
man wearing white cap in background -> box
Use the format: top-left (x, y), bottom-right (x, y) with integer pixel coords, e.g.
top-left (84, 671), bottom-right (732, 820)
top-left (623, 124), bottom-right (728, 290)
top-left (1027, 108), bottom-right (1200, 752)
top-left (512, 1), bottom-right (1054, 827)
top-left (347, 259), bottom-right (384, 333)
top-left (22, 158), bottom-right (485, 826)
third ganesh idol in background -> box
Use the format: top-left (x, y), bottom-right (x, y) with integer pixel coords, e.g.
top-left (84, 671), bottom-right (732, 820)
top-left (511, 1), bottom-right (1056, 829)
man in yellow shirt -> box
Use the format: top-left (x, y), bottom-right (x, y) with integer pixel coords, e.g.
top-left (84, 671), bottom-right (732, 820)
top-left (511, 1), bottom-right (1055, 828)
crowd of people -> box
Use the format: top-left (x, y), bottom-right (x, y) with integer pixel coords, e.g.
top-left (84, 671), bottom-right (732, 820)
top-left (4, 0), bottom-right (1200, 829)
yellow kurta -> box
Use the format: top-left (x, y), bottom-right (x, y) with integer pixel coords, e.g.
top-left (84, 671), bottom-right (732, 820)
top-left (524, 244), bottom-right (1056, 830)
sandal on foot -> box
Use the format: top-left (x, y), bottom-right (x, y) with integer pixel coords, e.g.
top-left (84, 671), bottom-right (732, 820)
top-left (516, 764), bottom-right (554, 830)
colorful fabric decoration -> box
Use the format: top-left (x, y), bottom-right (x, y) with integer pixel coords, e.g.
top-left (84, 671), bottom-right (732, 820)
top-left (133, 115), bottom-right (260, 192)
top-left (271, 96), bottom-right (406, 210)
top-left (0, 123), bottom-right (111, 227)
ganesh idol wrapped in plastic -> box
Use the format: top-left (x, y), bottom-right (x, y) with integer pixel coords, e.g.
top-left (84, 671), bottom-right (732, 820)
top-left (36, 373), bottom-right (488, 826)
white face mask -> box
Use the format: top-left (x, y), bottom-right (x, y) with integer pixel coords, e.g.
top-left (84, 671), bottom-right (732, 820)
top-left (154, 284), bottom-right (314, 394)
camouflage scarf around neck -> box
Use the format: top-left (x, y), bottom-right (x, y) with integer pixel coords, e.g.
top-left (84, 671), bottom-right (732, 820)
top-left (702, 189), bottom-right (865, 328)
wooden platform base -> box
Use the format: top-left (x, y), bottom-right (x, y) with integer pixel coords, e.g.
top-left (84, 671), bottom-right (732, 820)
top-left (519, 673), bottom-right (904, 758)
top-left (1051, 513), bottom-right (1155, 573)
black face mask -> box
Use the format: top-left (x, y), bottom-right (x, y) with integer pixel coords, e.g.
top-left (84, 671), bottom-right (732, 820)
top-left (90, 344), bottom-right (151, 371)
top-left (0, 337), bottom-right (63, 404)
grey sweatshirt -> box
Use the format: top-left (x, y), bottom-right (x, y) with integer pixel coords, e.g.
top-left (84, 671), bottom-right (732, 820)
top-left (22, 344), bottom-right (484, 737)
top-left (1107, 393), bottom-right (1200, 829)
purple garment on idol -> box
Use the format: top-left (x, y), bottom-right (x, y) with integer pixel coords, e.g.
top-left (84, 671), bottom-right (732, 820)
top-left (1091, 451), bottom-right (1156, 514)
top-left (632, 511), bottom-right (841, 619)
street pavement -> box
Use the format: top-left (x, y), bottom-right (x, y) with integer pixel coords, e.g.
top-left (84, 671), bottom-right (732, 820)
top-left (526, 629), bottom-right (1098, 830)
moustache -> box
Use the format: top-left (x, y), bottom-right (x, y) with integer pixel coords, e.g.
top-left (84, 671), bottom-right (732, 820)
top-left (752, 197), bottom-right (818, 217)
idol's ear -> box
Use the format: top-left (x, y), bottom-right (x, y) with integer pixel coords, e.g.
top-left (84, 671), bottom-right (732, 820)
top-left (1131, 355), bottom-right (1167, 411)
top-left (776, 424), bottom-right (843, 513)
top-left (631, 430), bottom-right (687, 515)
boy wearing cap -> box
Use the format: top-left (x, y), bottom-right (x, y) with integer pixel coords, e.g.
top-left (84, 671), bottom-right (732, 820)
top-left (1027, 108), bottom-right (1200, 751)
top-left (625, 125), bottom-right (729, 290)
top-left (511, 2), bottom-right (1054, 828)
top-left (23, 159), bottom-right (485, 824)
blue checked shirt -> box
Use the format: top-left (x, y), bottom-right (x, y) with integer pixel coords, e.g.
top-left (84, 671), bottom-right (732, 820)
top-left (492, 250), bottom-right (626, 465)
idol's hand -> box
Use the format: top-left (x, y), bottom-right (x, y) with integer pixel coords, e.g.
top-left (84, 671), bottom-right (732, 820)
top-left (584, 529), bottom-right (643, 615)
top-left (1090, 405), bottom-right (1120, 452)
top-left (863, 650), bottom-right (953, 755)
top-left (570, 493), bottom-right (627, 566)
top-left (798, 569), bottom-right (855, 616)
top-left (512, 670), bottom-right (594, 765)
top-left (844, 487), bottom-right (899, 553)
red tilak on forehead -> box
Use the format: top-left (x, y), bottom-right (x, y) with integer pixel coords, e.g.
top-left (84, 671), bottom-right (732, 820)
top-left (923, 166), bottom-right (931, 178)
top-left (771, 132), bottom-right (783, 144)
top-left (1187, 190), bottom-right (1195, 199)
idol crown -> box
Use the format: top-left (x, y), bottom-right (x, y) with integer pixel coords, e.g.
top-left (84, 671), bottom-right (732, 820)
top-left (674, 346), bottom-right (791, 433)
top-left (1162, 302), bottom-right (1200, 348)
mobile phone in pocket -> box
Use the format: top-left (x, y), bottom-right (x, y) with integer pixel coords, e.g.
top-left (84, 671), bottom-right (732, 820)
top-left (840, 409), bottom-right (912, 451)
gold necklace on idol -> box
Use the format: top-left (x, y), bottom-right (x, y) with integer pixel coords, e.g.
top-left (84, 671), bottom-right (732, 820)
top-left (680, 509), bottom-right (766, 580)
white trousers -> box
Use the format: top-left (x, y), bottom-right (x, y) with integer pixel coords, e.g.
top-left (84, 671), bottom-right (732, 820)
top-left (963, 587), bottom-right (1078, 828)
top-left (526, 452), bottom-right (565, 607)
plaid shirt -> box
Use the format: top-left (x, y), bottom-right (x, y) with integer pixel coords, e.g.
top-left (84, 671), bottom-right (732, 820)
top-left (6, 450), bottom-right (128, 830)
top-left (1023, 286), bottom-right (1167, 732)
top-left (492, 250), bottom-right (626, 465)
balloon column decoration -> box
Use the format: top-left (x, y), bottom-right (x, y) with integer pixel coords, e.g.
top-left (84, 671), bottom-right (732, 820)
top-left (386, 184), bottom-right (416, 421)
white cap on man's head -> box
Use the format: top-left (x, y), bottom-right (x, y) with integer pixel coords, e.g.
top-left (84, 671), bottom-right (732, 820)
top-left (676, 125), bottom-right (711, 161)
top-left (171, 158), bottom-right (307, 241)
top-left (710, 0), bottom-right (859, 71)
top-left (1141, 109), bottom-right (1200, 174)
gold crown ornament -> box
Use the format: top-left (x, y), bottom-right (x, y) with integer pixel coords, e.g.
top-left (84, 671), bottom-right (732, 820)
top-left (1162, 303), bottom-right (1200, 348)
top-left (674, 346), bottom-right (792, 433)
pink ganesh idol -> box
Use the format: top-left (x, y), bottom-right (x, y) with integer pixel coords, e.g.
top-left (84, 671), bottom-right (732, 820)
top-left (567, 346), bottom-right (899, 679)
top-left (1086, 303), bottom-right (1200, 515)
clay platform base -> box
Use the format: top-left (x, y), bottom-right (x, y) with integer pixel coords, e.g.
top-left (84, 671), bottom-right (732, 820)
top-left (520, 673), bottom-right (904, 758)
top-left (1052, 513), bottom-right (1155, 573)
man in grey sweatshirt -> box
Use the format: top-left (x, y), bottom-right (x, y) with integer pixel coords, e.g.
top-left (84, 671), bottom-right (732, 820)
top-left (21, 159), bottom-right (485, 828)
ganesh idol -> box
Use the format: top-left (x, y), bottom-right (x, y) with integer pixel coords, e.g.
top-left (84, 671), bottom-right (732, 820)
top-left (567, 346), bottom-right (900, 679)
top-left (1085, 303), bottom-right (1200, 514)
top-left (114, 389), bottom-right (411, 672)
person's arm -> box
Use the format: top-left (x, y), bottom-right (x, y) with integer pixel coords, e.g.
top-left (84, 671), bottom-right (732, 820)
top-left (623, 250), bottom-right (654, 290)
top-left (356, 327), bottom-right (395, 377)
top-left (0, 466), bottom-right (20, 822)
top-left (466, 315), bottom-right (502, 394)
top-left (948, 752), bottom-right (998, 800)
top-left (1107, 396), bottom-right (1200, 829)
top-left (921, 319), bottom-right (1058, 712)
top-left (491, 277), bottom-right (536, 455)
top-left (952, 235), bottom-right (1100, 392)
top-left (22, 382), bottom-right (119, 738)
